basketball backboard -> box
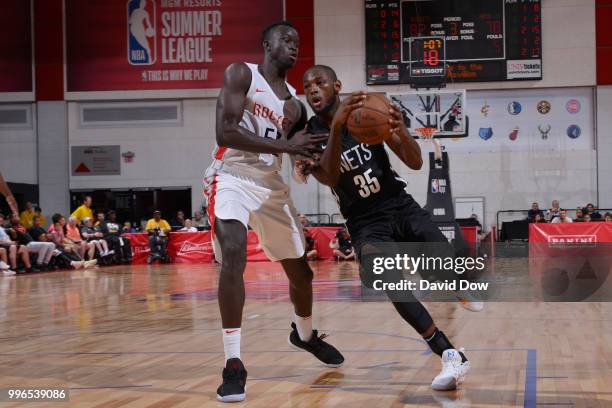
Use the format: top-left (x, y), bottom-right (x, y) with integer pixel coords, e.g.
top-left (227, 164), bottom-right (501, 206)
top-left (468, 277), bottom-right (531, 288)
top-left (389, 89), bottom-right (468, 138)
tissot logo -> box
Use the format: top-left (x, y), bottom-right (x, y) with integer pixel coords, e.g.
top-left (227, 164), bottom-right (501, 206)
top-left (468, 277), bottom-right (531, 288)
top-left (548, 235), bottom-right (596, 247)
top-left (179, 241), bottom-right (212, 254)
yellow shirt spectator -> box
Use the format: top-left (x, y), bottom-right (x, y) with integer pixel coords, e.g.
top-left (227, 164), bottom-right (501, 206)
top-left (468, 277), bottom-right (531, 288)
top-left (19, 208), bottom-right (36, 229)
top-left (146, 218), bottom-right (171, 233)
top-left (72, 204), bottom-right (93, 223)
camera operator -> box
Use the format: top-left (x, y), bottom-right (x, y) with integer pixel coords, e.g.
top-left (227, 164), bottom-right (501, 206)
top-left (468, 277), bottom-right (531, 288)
top-left (145, 210), bottom-right (171, 263)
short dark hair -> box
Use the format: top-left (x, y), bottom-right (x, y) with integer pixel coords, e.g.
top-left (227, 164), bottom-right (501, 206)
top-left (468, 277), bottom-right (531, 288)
top-left (262, 21), bottom-right (296, 43)
top-left (305, 65), bottom-right (338, 82)
top-left (52, 213), bottom-right (63, 224)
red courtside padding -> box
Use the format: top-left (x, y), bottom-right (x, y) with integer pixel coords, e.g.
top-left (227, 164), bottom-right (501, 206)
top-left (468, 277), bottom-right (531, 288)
top-left (126, 226), bottom-right (479, 264)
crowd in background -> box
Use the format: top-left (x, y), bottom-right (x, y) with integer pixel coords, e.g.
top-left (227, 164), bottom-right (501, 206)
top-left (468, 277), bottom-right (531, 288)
top-left (527, 200), bottom-right (612, 223)
top-left (4, 197), bottom-right (609, 275)
top-left (0, 195), bottom-right (214, 274)
top-left (299, 213), bottom-right (355, 262)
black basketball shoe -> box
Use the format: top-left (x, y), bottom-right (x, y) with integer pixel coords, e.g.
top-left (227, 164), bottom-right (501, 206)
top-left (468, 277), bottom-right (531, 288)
top-left (288, 323), bottom-right (344, 367)
top-left (216, 358), bottom-right (247, 403)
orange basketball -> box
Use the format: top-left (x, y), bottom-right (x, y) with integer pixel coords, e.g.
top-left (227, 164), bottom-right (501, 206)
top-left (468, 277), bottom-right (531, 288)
top-left (347, 93), bottom-right (392, 145)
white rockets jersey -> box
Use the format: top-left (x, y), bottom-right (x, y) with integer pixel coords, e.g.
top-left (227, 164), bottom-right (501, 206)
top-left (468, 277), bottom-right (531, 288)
top-left (212, 63), bottom-right (298, 174)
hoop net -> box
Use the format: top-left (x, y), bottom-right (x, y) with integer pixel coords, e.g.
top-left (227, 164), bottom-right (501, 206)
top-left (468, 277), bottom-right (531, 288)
top-left (415, 127), bottom-right (437, 140)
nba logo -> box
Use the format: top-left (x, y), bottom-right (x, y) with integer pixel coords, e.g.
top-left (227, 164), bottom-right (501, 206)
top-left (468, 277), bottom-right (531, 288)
top-left (431, 179), bottom-right (439, 193)
top-left (127, 0), bottom-right (156, 65)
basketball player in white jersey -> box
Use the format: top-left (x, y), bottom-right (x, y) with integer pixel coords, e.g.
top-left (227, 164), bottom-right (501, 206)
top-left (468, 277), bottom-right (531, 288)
top-left (204, 22), bottom-right (347, 403)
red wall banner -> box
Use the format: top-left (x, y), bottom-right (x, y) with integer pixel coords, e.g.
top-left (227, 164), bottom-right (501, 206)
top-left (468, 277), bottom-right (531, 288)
top-left (0, 1), bottom-right (33, 92)
top-left (65, 0), bottom-right (283, 92)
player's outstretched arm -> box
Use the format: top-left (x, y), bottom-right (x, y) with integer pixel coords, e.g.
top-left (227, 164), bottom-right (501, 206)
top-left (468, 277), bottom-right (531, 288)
top-left (216, 63), bottom-right (326, 158)
top-left (309, 92), bottom-right (366, 186)
top-left (0, 171), bottom-right (18, 216)
top-left (385, 104), bottom-right (423, 170)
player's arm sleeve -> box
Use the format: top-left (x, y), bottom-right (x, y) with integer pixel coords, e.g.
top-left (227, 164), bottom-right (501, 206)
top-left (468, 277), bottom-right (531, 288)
top-left (216, 63), bottom-right (289, 155)
top-left (145, 220), bottom-right (154, 231)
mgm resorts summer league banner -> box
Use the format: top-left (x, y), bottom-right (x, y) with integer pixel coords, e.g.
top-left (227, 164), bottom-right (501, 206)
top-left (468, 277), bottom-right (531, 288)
top-left (0, 1), bottom-right (32, 93)
top-left (65, 0), bottom-right (283, 92)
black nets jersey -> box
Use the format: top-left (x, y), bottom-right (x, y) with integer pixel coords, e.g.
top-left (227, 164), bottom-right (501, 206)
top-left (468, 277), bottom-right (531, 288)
top-left (307, 116), bottom-right (408, 221)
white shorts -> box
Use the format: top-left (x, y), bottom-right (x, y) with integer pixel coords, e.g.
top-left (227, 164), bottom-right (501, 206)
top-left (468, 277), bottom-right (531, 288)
top-left (203, 162), bottom-right (305, 262)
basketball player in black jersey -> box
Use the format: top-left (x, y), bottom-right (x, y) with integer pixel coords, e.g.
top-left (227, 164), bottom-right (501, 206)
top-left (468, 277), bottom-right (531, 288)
top-left (295, 65), bottom-right (474, 390)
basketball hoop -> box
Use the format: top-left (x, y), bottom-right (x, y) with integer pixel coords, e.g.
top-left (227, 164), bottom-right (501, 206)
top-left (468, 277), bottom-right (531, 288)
top-left (415, 127), bottom-right (437, 140)
top-left (415, 127), bottom-right (443, 162)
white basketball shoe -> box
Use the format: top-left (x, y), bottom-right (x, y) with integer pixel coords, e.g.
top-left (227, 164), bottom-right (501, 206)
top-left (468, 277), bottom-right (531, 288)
top-left (432, 348), bottom-right (470, 391)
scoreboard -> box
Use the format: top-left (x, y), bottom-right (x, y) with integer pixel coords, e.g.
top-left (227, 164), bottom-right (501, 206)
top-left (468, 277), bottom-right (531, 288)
top-left (365, 0), bottom-right (542, 85)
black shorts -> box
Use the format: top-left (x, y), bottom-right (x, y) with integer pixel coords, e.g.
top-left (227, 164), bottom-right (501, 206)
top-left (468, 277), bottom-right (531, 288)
top-left (348, 192), bottom-right (460, 289)
top-left (347, 192), bottom-right (447, 258)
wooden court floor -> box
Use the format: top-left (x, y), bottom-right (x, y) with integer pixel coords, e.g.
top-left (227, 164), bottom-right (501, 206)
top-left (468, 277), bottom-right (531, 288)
top-left (0, 261), bottom-right (611, 407)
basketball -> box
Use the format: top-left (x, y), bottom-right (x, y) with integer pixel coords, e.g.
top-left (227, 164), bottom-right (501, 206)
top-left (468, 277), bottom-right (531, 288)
top-left (347, 93), bottom-right (392, 145)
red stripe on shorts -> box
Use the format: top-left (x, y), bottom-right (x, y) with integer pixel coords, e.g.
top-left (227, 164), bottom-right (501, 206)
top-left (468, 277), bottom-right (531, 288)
top-left (214, 147), bottom-right (227, 160)
top-left (205, 175), bottom-right (218, 240)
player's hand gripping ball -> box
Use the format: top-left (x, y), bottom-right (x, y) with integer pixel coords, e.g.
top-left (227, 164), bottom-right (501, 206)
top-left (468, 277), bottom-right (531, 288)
top-left (347, 93), bottom-right (393, 145)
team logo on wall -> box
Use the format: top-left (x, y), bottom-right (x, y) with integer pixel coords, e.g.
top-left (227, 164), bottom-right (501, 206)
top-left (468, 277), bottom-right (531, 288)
top-left (481, 101), bottom-right (490, 117)
top-left (567, 125), bottom-right (581, 139)
top-left (508, 127), bottom-right (519, 141)
top-left (479, 127), bottom-right (493, 141)
top-left (566, 99), bottom-right (581, 114)
top-left (537, 100), bottom-right (551, 114)
top-left (538, 124), bottom-right (551, 140)
top-left (127, 0), bottom-right (157, 65)
top-left (507, 101), bottom-right (522, 115)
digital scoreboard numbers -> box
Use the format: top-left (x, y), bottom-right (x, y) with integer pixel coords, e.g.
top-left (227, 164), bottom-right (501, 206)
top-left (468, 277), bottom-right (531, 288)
top-left (409, 37), bottom-right (446, 86)
top-left (365, 0), bottom-right (542, 85)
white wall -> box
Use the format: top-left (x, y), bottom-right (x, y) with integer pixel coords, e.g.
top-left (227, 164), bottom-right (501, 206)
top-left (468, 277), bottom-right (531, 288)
top-left (304, 0), bottom-right (599, 229)
top-left (38, 102), bottom-right (70, 217)
top-left (596, 86), bottom-right (612, 209)
top-left (0, 104), bottom-right (37, 184)
top-left (68, 99), bottom-right (217, 212)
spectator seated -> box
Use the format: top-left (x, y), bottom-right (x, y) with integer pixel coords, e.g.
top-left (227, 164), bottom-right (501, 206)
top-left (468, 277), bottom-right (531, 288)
top-left (101, 211), bottom-right (133, 264)
top-left (146, 210), bottom-right (171, 263)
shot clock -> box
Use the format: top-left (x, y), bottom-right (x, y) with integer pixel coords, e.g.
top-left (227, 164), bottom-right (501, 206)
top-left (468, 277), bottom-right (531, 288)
top-left (409, 36), bottom-right (447, 87)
